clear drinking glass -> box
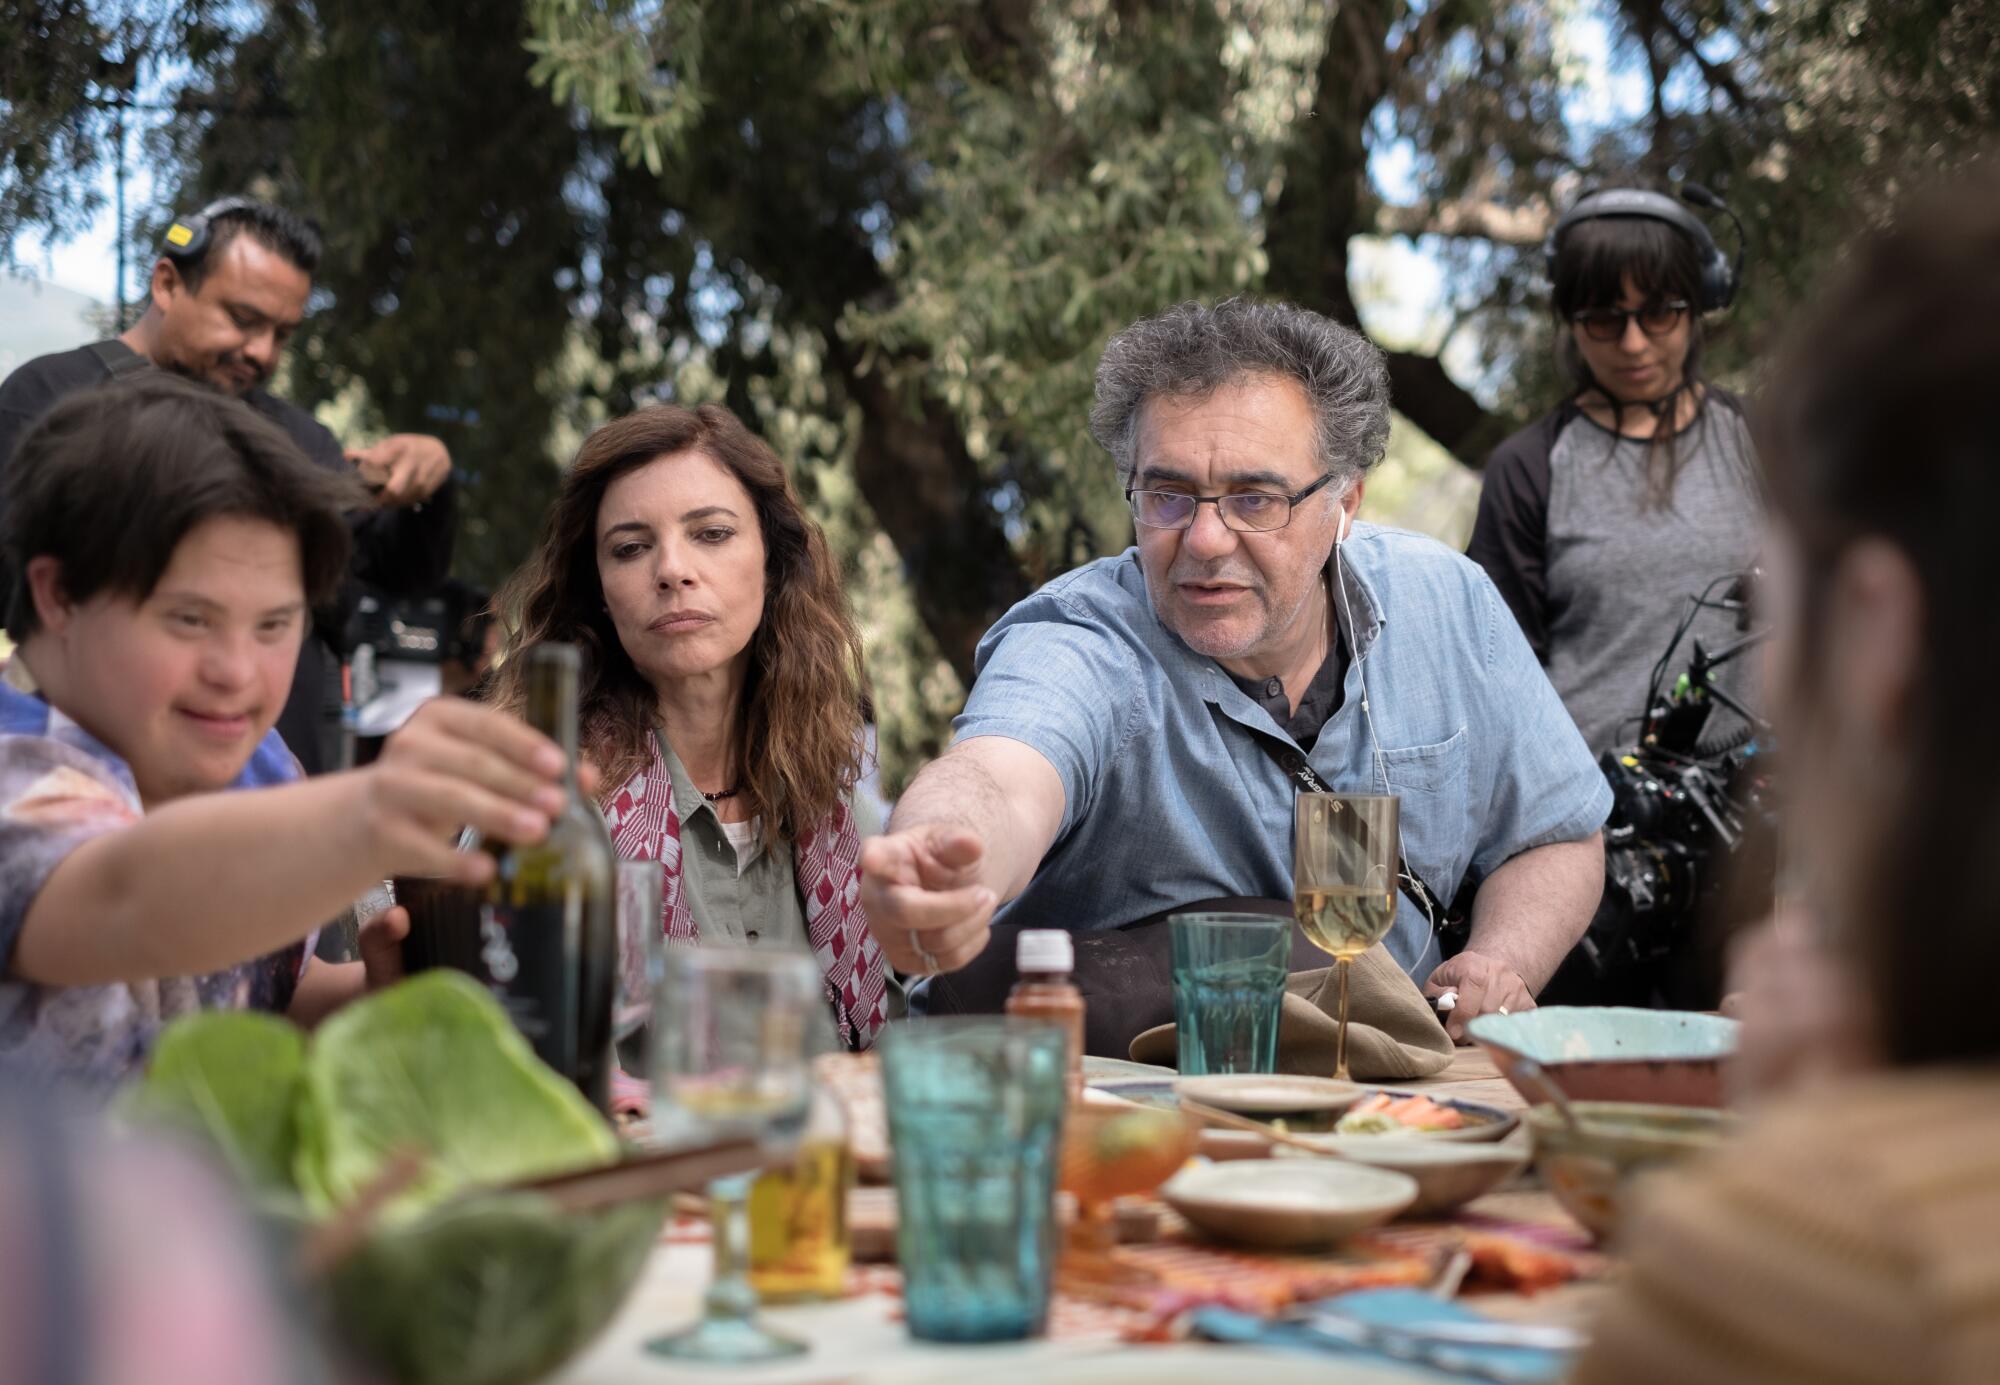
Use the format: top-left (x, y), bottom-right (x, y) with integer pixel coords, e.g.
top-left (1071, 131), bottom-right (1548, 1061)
top-left (645, 946), bottom-right (823, 1364)
top-left (1293, 793), bottom-right (1401, 1080)
top-left (613, 859), bottom-right (662, 1044)
top-left (1169, 912), bottom-right (1290, 1075)
top-left (880, 1018), bottom-right (1069, 1343)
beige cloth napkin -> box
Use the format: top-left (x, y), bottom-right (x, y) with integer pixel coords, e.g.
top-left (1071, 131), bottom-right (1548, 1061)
top-left (1128, 941), bottom-right (1455, 1081)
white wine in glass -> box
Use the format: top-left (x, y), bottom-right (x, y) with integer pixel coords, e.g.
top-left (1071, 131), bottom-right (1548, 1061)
top-left (646, 946), bottom-right (821, 1365)
top-left (1295, 883), bottom-right (1399, 960)
top-left (1293, 793), bottom-right (1400, 1080)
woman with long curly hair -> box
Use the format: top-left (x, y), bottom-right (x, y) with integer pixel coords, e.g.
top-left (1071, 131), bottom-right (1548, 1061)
top-left (492, 403), bottom-right (888, 1049)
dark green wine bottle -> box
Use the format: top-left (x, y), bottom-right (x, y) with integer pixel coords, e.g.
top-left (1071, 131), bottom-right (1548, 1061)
top-left (482, 643), bottom-right (618, 1112)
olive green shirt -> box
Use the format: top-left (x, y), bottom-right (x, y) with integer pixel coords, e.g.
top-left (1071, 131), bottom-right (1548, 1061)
top-left (656, 738), bottom-right (885, 950)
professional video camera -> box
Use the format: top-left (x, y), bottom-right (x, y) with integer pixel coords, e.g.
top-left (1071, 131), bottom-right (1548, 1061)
top-left (339, 581), bottom-right (491, 760)
top-left (1547, 573), bottom-right (1779, 1007)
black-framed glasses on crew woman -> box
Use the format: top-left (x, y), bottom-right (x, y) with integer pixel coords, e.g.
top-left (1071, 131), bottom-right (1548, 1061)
top-left (1570, 299), bottom-right (1691, 343)
top-left (1126, 471), bottom-right (1339, 533)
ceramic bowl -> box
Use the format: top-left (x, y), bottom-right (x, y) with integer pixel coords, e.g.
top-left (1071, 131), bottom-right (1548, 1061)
top-left (1160, 1158), bottom-right (1417, 1248)
top-left (1526, 1100), bottom-right (1737, 1241)
top-left (1467, 1007), bottom-right (1739, 1109)
top-left (1295, 1135), bottom-right (1530, 1216)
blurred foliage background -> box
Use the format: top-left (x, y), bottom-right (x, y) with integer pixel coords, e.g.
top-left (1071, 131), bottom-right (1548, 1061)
top-left (4, 0), bottom-right (1994, 786)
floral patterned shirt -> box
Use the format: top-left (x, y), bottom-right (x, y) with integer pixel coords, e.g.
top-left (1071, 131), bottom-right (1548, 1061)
top-left (0, 667), bottom-right (313, 1095)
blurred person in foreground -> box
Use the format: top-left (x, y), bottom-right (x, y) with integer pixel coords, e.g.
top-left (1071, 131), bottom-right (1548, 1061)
top-left (0, 377), bottom-right (569, 1095)
top-left (0, 1072), bottom-right (330, 1385)
top-left (492, 404), bottom-right (889, 1049)
top-left (859, 299), bottom-right (1608, 1039)
top-left (0, 198), bottom-right (455, 773)
top-left (1572, 168), bottom-right (2000, 1384)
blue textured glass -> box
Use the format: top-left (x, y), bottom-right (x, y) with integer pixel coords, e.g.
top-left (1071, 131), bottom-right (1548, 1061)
top-left (881, 1019), bottom-right (1068, 1343)
top-left (1171, 912), bottom-right (1289, 1076)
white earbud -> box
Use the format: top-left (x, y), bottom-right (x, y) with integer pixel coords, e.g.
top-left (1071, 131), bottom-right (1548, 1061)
top-left (1329, 506), bottom-right (1427, 955)
top-left (1331, 516), bottom-right (1385, 791)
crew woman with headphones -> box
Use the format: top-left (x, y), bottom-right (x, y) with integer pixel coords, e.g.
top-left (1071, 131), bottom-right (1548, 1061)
top-left (1469, 186), bottom-right (1763, 759)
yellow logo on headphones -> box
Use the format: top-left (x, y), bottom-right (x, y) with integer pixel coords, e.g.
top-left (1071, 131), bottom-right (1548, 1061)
top-left (165, 223), bottom-right (195, 247)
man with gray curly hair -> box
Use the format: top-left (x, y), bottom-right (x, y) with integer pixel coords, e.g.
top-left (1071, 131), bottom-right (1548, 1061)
top-left (862, 299), bottom-right (1608, 1040)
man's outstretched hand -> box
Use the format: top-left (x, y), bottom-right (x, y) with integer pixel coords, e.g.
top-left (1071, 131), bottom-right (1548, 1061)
top-left (859, 825), bottom-right (999, 975)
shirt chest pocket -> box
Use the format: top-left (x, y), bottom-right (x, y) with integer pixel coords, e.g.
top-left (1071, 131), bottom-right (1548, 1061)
top-left (1376, 726), bottom-right (1473, 900)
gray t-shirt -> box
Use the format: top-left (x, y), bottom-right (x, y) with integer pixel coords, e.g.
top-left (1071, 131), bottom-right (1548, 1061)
top-left (1476, 400), bottom-right (1764, 757)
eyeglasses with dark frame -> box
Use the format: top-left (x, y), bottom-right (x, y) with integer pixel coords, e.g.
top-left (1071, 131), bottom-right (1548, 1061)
top-left (1570, 299), bottom-right (1692, 344)
top-left (1125, 471), bottom-right (1340, 533)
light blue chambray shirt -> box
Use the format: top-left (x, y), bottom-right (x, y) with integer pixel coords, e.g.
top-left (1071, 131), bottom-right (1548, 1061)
top-left (952, 523), bottom-right (1613, 980)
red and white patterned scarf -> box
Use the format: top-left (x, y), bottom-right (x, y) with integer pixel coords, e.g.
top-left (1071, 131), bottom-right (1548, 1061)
top-left (602, 731), bottom-right (888, 1050)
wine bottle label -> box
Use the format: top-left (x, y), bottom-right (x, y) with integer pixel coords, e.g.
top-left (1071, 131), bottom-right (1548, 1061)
top-left (477, 898), bottom-right (579, 1079)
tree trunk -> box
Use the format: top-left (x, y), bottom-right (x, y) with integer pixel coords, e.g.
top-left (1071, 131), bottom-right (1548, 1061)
top-left (1265, 2), bottom-right (1501, 465)
top-left (827, 338), bottom-right (1031, 687)
top-left (1384, 349), bottom-right (1505, 463)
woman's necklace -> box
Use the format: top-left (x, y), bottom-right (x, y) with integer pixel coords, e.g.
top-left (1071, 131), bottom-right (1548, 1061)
top-left (700, 784), bottom-right (741, 803)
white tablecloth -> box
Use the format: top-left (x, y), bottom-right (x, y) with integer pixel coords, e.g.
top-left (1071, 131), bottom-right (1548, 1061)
top-left (555, 1240), bottom-right (1096, 1385)
top-left (553, 1241), bottom-right (1425, 1385)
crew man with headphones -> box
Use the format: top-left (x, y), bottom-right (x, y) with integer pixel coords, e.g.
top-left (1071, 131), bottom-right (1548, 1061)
top-left (0, 198), bottom-right (456, 774)
top-left (1469, 182), bottom-right (1763, 759)
top-left (858, 299), bottom-right (1610, 1042)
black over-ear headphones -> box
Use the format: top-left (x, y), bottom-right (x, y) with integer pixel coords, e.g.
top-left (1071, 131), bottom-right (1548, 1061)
top-left (1543, 184), bottom-right (1746, 311)
top-left (159, 196), bottom-right (261, 265)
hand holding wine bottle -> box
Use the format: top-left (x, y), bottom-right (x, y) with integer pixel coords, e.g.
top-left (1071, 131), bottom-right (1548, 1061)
top-left (356, 696), bottom-right (577, 883)
top-left (377, 648), bottom-right (620, 1114)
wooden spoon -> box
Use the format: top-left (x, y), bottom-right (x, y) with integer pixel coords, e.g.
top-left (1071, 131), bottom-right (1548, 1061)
top-left (513, 1137), bottom-right (768, 1215)
top-left (296, 1136), bottom-right (770, 1277)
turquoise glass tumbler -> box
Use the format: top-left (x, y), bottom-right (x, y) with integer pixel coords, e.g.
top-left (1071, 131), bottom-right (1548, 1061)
top-left (880, 1018), bottom-right (1069, 1343)
top-left (1170, 911), bottom-right (1289, 1075)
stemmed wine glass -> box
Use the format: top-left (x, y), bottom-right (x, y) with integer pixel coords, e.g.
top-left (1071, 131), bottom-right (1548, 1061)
top-left (1057, 1103), bottom-right (1201, 1289)
top-left (645, 946), bottom-right (823, 1364)
top-left (1293, 793), bottom-right (1401, 1081)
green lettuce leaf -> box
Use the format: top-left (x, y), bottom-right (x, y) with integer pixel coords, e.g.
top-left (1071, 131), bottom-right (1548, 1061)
top-left (126, 969), bottom-right (656, 1385)
top-left (115, 1009), bottom-right (306, 1194)
top-left (295, 969), bottom-right (618, 1218)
